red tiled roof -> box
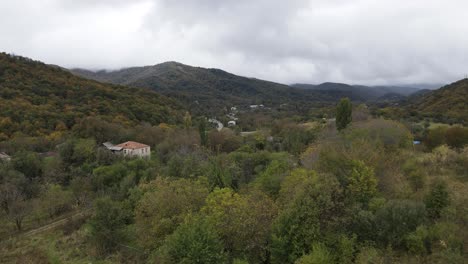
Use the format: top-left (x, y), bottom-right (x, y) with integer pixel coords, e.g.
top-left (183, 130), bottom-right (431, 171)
top-left (115, 141), bottom-right (150, 150)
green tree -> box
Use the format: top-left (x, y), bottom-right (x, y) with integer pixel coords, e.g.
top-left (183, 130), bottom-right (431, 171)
top-left (39, 184), bottom-right (73, 218)
top-left (346, 160), bottom-right (377, 205)
top-left (135, 177), bottom-right (209, 250)
top-left (444, 126), bottom-right (468, 149)
top-left (336, 98), bottom-right (352, 131)
top-left (295, 243), bottom-right (334, 264)
top-left (201, 188), bottom-right (277, 262)
top-left (255, 159), bottom-right (291, 198)
top-left (424, 181), bottom-right (450, 220)
top-left (12, 151), bottom-right (42, 180)
top-left (157, 216), bottom-right (227, 264)
top-left (424, 127), bottom-right (447, 150)
top-left (88, 197), bottom-right (131, 254)
top-left (404, 225), bottom-right (430, 255)
top-left (198, 118), bottom-right (208, 146)
top-left (184, 111), bottom-right (192, 129)
top-left (375, 200), bottom-right (427, 247)
top-left (72, 138), bottom-right (96, 164)
top-left (271, 172), bottom-right (344, 263)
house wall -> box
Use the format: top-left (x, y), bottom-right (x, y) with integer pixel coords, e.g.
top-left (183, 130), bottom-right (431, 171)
top-left (123, 147), bottom-right (151, 158)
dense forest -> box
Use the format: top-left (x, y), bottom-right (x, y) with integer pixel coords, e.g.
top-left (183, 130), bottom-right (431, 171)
top-left (73, 62), bottom-right (352, 116)
top-left (0, 53), bottom-right (183, 140)
top-left (0, 54), bottom-right (467, 263)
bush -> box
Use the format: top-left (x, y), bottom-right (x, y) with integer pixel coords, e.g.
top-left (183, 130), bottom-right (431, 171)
top-left (444, 126), bottom-right (468, 149)
top-left (62, 213), bottom-right (88, 236)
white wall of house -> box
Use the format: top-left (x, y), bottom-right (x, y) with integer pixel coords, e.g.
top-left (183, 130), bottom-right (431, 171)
top-left (123, 147), bottom-right (151, 158)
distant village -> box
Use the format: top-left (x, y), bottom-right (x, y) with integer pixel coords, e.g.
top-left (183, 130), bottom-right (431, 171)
top-left (0, 105), bottom-right (269, 163)
top-left (209, 104), bottom-right (268, 131)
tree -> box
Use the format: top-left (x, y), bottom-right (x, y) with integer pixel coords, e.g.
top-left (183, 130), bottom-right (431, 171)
top-left (0, 168), bottom-right (27, 213)
top-left (88, 197), bottom-right (131, 254)
top-left (6, 198), bottom-right (32, 231)
top-left (198, 118), bottom-right (208, 146)
top-left (425, 181), bottom-right (450, 220)
top-left (157, 216), bottom-right (227, 264)
top-left (444, 126), bottom-right (468, 149)
top-left (336, 98), bottom-right (352, 131)
top-left (375, 200), bottom-right (427, 247)
top-left (39, 184), bottom-right (73, 218)
top-left (295, 243), bottom-right (334, 264)
top-left (424, 127), bottom-right (447, 150)
top-left (346, 160), bottom-right (378, 205)
top-left (11, 151), bottom-right (43, 180)
top-left (59, 138), bottom-right (96, 166)
top-left (135, 177), bottom-right (209, 250)
top-left (201, 188), bottom-right (277, 262)
top-left (271, 172), bottom-right (344, 263)
top-left (184, 111), bottom-right (192, 129)
top-left (255, 159), bottom-right (291, 198)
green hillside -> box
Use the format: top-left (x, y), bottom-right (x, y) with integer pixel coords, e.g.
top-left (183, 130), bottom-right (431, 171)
top-left (406, 79), bottom-right (468, 124)
top-left (72, 62), bottom-right (337, 115)
top-left (293, 82), bottom-right (422, 101)
top-left (0, 53), bottom-right (183, 139)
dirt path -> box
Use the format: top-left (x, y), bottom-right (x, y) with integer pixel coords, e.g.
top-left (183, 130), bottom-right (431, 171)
top-left (22, 211), bottom-right (88, 238)
top-left (1, 210), bottom-right (90, 242)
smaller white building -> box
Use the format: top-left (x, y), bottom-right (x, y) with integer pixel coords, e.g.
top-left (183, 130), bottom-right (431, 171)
top-left (228, 120), bottom-right (236, 127)
top-left (115, 141), bottom-right (151, 158)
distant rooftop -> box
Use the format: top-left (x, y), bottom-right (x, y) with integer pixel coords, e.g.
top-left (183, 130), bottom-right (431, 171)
top-left (115, 141), bottom-right (149, 150)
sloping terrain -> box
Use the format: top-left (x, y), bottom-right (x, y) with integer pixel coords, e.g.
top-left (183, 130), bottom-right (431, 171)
top-left (73, 63), bottom-right (339, 115)
top-left (406, 79), bottom-right (468, 123)
top-left (0, 53), bottom-right (183, 138)
top-left (293, 82), bottom-right (422, 101)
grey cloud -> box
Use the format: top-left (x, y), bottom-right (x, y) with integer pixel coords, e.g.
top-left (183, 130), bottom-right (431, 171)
top-left (0, 0), bottom-right (467, 85)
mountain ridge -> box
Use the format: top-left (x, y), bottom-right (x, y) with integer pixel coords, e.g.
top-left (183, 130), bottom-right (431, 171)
top-left (405, 78), bottom-right (468, 124)
top-left (0, 53), bottom-right (184, 138)
top-left (71, 62), bottom-right (436, 116)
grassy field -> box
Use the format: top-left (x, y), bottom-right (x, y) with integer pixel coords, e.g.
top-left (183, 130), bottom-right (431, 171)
top-left (0, 225), bottom-right (121, 263)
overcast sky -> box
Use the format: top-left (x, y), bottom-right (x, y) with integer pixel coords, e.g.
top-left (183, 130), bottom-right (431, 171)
top-left (1, 0), bottom-right (467, 85)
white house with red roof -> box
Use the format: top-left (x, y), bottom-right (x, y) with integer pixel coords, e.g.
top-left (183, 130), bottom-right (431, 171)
top-left (113, 141), bottom-right (151, 158)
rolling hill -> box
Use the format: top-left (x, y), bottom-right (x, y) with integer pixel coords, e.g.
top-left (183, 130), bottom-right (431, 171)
top-left (0, 53), bottom-right (184, 138)
top-left (72, 63), bottom-right (345, 115)
top-left (405, 79), bottom-right (468, 124)
top-left (292, 82), bottom-right (422, 101)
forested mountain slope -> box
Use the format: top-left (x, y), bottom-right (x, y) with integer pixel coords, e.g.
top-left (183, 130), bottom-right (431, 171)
top-left (72, 62), bottom-right (339, 115)
top-left (0, 53), bottom-right (183, 138)
top-left (293, 82), bottom-right (422, 101)
top-left (405, 79), bottom-right (468, 123)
